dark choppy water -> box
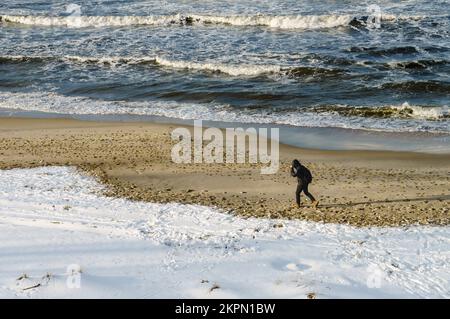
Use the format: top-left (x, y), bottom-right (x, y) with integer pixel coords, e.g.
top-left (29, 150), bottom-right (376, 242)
top-left (0, 0), bottom-right (449, 133)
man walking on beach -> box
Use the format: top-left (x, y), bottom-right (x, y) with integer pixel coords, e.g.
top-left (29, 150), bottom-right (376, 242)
top-left (290, 159), bottom-right (319, 208)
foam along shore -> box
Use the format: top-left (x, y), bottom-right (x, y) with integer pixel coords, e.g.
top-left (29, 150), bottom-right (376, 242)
top-left (0, 91), bottom-right (449, 135)
top-left (0, 166), bottom-right (449, 298)
top-left (0, 117), bottom-right (449, 227)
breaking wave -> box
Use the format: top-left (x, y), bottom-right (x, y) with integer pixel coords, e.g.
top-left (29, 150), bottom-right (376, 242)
top-left (386, 59), bottom-right (449, 70)
top-left (0, 54), bottom-right (344, 78)
top-left (153, 57), bottom-right (281, 76)
top-left (312, 103), bottom-right (449, 120)
top-left (6, 54), bottom-right (447, 78)
top-left (0, 55), bottom-right (52, 64)
top-left (0, 13), bottom-right (425, 29)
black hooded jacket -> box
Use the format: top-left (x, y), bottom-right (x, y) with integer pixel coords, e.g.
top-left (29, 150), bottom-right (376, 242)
top-left (291, 160), bottom-right (313, 184)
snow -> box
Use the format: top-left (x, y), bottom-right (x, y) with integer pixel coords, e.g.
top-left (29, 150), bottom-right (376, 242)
top-left (0, 166), bottom-right (448, 298)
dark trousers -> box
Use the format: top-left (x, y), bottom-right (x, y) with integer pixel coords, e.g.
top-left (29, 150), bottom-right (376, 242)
top-left (296, 182), bottom-right (315, 206)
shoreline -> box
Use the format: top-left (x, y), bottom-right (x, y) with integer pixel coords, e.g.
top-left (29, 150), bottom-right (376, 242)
top-left (1, 117), bottom-right (449, 227)
top-left (1, 109), bottom-right (449, 154)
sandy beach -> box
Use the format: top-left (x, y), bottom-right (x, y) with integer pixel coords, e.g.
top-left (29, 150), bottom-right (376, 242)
top-left (1, 117), bottom-right (448, 227)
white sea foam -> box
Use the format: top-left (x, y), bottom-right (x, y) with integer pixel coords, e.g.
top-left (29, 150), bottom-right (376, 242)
top-left (0, 54), bottom-right (283, 76)
top-left (8, 53), bottom-right (447, 78)
top-left (0, 14), bottom-right (184, 28)
top-left (0, 13), bottom-right (425, 29)
top-left (154, 56), bottom-right (281, 76)
top-left (64, 55), bottom-right (156, 66)
top-left (394, 102), bottom-right (449, 119)
top-left (0, 91), bottom-right (448, 133)
top-left (190, 14), bottom-right (354, 29)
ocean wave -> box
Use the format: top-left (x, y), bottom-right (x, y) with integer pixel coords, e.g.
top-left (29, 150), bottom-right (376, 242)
top-left (0, 92), bottom-right (447, 133)
top-left (393, 103), bottom-right (449, 120)
top-left (348, 45), bottom-right (421, 55)
top-left (0, 54), bottom-right (155, 67)
top-left (386, 59), bottom-right (448, 70)
top-left (0, 55), bottom-right (51, 64)
top-left (0, 54), bottom-right (344, 78)
top-left (286, 66), bottom-right (343, 77)
top-left (382, 81), bottom-right (450, 93)
top-left (64, 55), bottom-right (156, 66)
top-left (349, 45), bottom-right (450, 56)
top-left (7, 54), bottom-right (447, 78)
top-left (192, 13), bottom-right (355, 29)
top-left (0, 13), bottom-right (425, 29)
top-left (313, 103), bottom-right (449, 120)
top-left (0, 54), bottom-right (277, 76)
top-left (0, 14), bottom-right (184, 28)
top-left (153, 56), bottom-right (281, 76)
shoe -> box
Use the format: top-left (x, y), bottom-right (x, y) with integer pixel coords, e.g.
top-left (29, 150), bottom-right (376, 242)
top-left (312, 200), bottom-right (319, 209)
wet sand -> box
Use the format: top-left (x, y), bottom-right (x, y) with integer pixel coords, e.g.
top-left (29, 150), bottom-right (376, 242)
top-left (0, 117), bottom-right (449, 227)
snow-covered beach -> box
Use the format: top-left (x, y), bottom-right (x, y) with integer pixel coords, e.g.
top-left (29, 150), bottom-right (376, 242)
top-left (1, 166), bottom-right (448, 298)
